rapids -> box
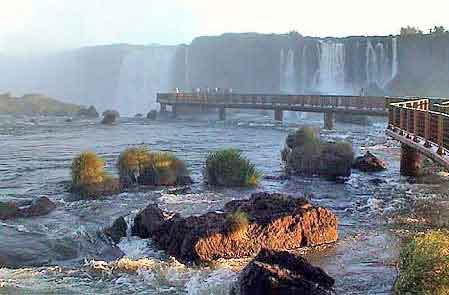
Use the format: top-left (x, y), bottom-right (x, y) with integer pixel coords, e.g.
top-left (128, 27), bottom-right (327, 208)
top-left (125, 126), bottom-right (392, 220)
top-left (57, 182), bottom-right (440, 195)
top-left (1, 112), bottom-right (447, 294)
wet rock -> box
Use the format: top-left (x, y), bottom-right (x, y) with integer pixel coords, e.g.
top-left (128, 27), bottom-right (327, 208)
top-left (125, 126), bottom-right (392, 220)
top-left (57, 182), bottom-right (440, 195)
top-left (20, 197), bottom-right (56, 217)
top-left (263, 175), bottom-right (290, 181)
top-left (77, 105), bottom-right (99, 118)
top-left (132, 192), bottom-right (338, 263)
top-left (134, 113), bottom-right (143, 118)
top-left (283, 127), bottom-right (354, 180)
top-left (0, 202), bottom-right (20, 220)
top-left (71, 178), bottom-right (122, 199)
top-left (147, 110), bottom-right (157, 120)
top-left (0, 197), bottom-right (56, 220)
top-left (101, 110), bottom-right (119, 124)
top-left (232, 248), bottom-right (335, 295)
top-left (369, 178), bottom-right (386, 185)
top-left (352, 151), bottom-right (387, 172)
top-left (104, 216), bottom-right (128, 243)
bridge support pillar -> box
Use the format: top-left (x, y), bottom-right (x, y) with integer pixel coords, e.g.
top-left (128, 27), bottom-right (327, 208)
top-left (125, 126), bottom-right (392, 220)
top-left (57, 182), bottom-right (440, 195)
top-left (400, 144), bottom-right (422, 177)
top-left (324, 112), bottom-right (334, 130)
top-left (171, 104), bottom-right (177, 118)
top-left (160, 103), bottom-right (167, 113)
top-left (274, 109), bottom-right (283, 122)
top-left (219, 107), bottom-right (226, 120)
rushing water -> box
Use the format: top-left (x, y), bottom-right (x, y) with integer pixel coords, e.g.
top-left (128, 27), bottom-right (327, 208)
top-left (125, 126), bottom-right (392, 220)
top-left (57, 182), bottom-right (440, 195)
top-left (0, 112), bottom-right (447, 294)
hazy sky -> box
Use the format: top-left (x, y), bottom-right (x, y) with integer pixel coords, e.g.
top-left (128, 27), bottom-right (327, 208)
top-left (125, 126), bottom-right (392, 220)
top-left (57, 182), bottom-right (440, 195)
top-left (1, 0), bottom-right (448, 54)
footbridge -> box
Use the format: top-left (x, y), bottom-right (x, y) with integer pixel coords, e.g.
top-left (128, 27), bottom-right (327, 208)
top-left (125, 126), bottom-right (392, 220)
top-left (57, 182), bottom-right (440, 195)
top-left (387, 98), bottom-right (449, 175)
top-left (157, 92), bottom-right (388, 129)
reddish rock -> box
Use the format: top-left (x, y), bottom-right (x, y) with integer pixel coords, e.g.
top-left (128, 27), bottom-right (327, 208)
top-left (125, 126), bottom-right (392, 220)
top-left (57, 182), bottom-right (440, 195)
top-left (232, 248), bottom-right (335, 295)
top-left (132, 192), bottom-right (338, 263)
top-left (352, 151), bottom-right (387, 172)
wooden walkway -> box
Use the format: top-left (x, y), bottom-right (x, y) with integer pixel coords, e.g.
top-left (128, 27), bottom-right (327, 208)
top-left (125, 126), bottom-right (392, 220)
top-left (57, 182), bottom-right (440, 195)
top-left (387, 98), bottom-right (449, 170)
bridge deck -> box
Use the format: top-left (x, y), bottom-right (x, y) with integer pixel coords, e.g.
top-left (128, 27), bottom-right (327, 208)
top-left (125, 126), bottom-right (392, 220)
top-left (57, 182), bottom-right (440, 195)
top-left (157, 93), bottom-right (388, 116)
top-left (388, 98), bottom-right (449, 170)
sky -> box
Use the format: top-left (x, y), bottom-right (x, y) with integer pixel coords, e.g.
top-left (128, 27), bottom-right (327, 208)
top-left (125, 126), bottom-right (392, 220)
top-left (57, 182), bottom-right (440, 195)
top-left (1, 0), bottom-right (448, 55)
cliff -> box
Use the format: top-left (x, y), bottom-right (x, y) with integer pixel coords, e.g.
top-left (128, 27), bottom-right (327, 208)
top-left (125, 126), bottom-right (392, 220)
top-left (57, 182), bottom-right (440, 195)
top-left (1, 32), bottom-right (448, 115)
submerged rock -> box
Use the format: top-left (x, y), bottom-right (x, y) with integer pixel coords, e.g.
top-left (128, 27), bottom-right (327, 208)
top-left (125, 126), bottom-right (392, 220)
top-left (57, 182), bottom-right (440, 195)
top-left (104, 216), bottom-right (128, 243)
top-left (132, 192), bottom-right (338, 263)
top-left (352, 151), bottom-right (387, 172)
top-left (232, 248), bottom-right (335, 295)
top-left (0, 197), bottom-right (56, 220)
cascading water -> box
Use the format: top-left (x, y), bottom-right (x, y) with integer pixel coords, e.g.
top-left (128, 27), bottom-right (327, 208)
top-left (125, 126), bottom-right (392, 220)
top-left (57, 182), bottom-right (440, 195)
top-left (115, 46), bottom-right (177, 115)
top-left (280, 48), bottom-right (296, 93)
top-left (316, 41), bottom-right (346, 94)
top-left (391, 37), bottom-right (398, 81)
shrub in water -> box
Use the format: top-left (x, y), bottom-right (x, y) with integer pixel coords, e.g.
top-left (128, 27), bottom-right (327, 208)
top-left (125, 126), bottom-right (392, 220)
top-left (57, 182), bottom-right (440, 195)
top-left (285, 127), bottom-right (319, 149)
top-left (117, 148), bottom-right (190, 186)
top-left (71, 151), bottom-right (106, 186)
top-left (71, 151), bottom-right (120, 198)
top-left (117, 147), bottom-right (152, 186)
top-left (395, 230), bottom-right (449, 295)
top-left (145, 151), bottom-right (190, 186)
top-left (204, 149), bottom-right (260, 187)
top-left (226, 210), bottom-right (249, 236)
top-left (282, 126), bottom-right (354, 179)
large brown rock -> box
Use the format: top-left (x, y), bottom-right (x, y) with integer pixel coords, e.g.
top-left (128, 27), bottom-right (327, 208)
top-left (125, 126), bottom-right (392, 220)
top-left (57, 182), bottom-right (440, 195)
top-left (232, 248), bottom-right (335, 295)
top-left (352, 151), bottom-right (387, 172)
top-left (132, 192), bottom-right (338, 263)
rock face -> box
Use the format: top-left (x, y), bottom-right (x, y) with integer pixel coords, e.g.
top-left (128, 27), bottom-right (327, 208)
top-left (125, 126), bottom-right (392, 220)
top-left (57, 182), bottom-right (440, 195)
top-left (352, 151), bottom-right (387, 172)
top-left (0, 197), bottom-right (56, 220)
top-left (132, 192), bottom-right (338, 263)
top-left (146, 110), bottom-right (157, 120)
top-left (232, 249), bottom-right (335, 295)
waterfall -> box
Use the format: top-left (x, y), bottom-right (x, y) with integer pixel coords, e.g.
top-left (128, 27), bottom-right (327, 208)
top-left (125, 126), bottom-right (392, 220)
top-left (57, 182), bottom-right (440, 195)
top-left (316, 41), bottom-right (345, 93)
top-left (391, 37), bottom-right (398, 81)
top-left (280, 49), bottom-right (297, 93)
top-left (366, 39), bottom-right (378, 87)
top-left (185, 46), bottom-right (190, 90)
top-left (115, 46), bottom-right (177, 115)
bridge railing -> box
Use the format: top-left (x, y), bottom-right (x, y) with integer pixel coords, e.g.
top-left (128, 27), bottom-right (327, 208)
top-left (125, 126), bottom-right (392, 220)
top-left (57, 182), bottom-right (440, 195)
top-left (388, 98), bottom-right (449, 154)
top-left (157, 93), bottom-right (387, 110)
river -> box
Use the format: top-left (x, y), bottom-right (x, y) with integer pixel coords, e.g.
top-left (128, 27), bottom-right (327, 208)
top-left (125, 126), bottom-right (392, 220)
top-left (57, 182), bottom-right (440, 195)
top-left (0, 112), bottom-right (446, 294)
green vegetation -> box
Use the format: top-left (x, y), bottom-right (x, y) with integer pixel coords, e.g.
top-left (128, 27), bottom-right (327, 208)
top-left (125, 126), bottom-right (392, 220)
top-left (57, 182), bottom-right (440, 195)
top-left (430, 26), bottom-right (448, 35)
top-left (71, 151), bottom-right (107, 186)
top-left (400, 26), bottom-right (423, 36)
top-left (204, 149), bottom-right (260, 187)
top-left (70, 151), bottom-right (121, 198)
top-left (226, 210), bottom-right (249, 236)
top-left (282, 127), bottom-right (354, 179)
top-left (285, 127), bottom-right (319, 149)
top-left (0, 93), bottom-right (82, 116)
top-left (395, 230), bottom-right (449, 295)
top-left (117, 147), bottom-right (152, 185)
top-left (117, 148), bottom-right (190, 186)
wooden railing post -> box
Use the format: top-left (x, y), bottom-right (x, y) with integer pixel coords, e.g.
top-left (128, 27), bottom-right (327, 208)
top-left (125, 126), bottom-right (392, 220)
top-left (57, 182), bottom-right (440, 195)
top-left (413, 110), bottom-right (419, 142)
top-left (424, 112), bottom-right (431, 148)
top-left (437, 114), bottom-right (444, 155)
top-left (406, 109), bottom-right (412, 139)
top-left (399, 108), bottom-right (405, 135)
